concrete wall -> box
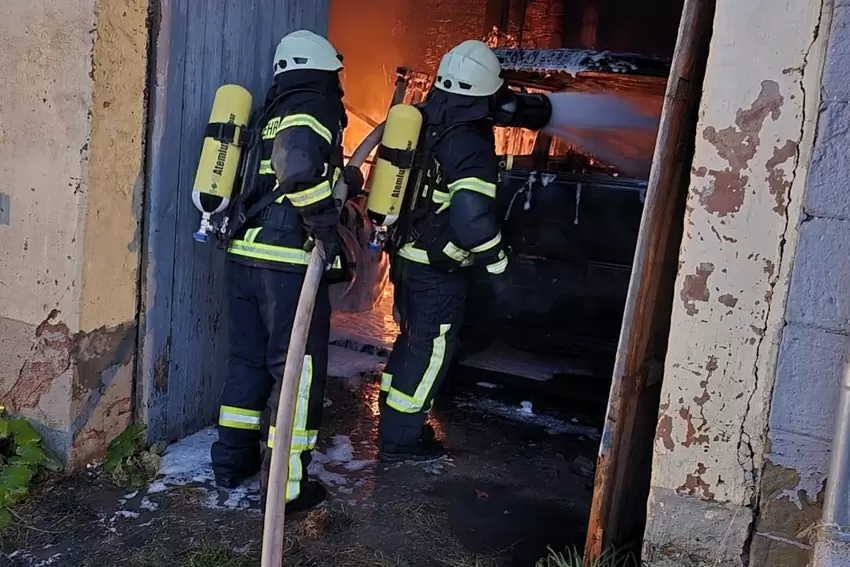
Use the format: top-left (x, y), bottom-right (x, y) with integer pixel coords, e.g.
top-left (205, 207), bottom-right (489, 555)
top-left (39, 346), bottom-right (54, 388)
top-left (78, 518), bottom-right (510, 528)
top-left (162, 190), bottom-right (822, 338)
top-left (0, 0), bottom-right (148, 466)
top-left (643, 0), bottom-right (831, 565)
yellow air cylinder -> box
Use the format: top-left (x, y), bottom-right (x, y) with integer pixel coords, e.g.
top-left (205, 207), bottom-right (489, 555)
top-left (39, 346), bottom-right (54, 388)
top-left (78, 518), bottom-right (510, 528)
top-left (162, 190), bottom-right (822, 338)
top-left (191, 84), bottom-right (253, 241)
top-left (366, 104), bottom-right (423, 228)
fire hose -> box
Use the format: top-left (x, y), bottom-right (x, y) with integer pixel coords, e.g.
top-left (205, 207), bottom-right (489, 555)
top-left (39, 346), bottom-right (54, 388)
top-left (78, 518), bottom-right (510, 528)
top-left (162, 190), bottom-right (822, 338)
top-left (261, 123), bottom-right (384, 567)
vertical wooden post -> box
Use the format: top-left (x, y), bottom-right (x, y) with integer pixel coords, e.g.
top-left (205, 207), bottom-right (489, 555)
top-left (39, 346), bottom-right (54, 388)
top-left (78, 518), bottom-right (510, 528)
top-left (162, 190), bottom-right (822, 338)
top-left (584, 0), bottom-right (716, 560)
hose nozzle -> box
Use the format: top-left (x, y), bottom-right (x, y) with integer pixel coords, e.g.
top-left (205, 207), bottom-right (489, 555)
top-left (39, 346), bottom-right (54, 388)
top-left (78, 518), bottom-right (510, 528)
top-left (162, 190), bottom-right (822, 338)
top-left (493, 92), bottom-right (553, 131)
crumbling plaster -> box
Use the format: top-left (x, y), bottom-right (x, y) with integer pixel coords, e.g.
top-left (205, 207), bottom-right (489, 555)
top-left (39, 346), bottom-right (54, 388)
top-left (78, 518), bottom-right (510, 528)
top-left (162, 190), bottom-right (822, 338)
top-left (643, 0), bottom-right (829, 565)
top-left (0, 0), bottom-right (148, 467)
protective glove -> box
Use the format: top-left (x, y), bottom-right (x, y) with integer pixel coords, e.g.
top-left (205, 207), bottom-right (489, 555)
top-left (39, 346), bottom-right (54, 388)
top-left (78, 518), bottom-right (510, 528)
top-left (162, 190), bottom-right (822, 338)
top-left (302, 208), bottom-right (341, 272)
top-left (486, 246), bottom-right (513, 299)
top-left (343, 165), bottom-right (365, 200)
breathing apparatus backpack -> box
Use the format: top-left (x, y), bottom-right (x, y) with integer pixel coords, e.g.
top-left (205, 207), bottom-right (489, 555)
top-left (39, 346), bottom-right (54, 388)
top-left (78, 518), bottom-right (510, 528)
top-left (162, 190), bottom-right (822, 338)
top-left (364, 103), bottom-right (467, 256)
top-left (190, 84), bottom-right (343, 248)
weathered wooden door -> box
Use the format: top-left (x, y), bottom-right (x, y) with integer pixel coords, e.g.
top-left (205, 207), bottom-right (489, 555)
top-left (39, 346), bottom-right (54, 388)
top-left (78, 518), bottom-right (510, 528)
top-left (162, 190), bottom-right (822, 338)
top-left (138, 0), bottom-right (331, 442)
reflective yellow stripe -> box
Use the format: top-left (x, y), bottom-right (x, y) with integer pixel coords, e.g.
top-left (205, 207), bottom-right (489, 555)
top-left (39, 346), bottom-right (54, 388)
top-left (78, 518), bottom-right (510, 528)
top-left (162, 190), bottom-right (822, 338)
top-left (277, 180), bottom-right (333, 207)
top-left (431, 189), bottom-right (451, 205)
top-left (470, 233), bottom-right (502, 254)
top-left (268, 428), bottom-right (318, 451)
top-left (380, 372), bottom-right (393, 393)
top-left (442, 242), bottom-right (471, 264)
top-left (397, 244), bottom-right (430, 265)
top-left (447, 177), bottom-right (497, 199)
top-left (262, 113), bottom-right (333, 144)
top-left (398, 243), bottom-right (473, 267)
top-left (228, 240), bottom-right (342, 269)
top-left (259, 160), bottom-right (274, 175)
top-left (387, 324), bottom-right (451, 413)
top-left (267, 355), bottom-right (316, 503)
top-left (244, 227), bottom-right (261, 243)
top-left (218, 405), bottom-right (262, 430)
top-left (274, 169), bottom-right (339, 206)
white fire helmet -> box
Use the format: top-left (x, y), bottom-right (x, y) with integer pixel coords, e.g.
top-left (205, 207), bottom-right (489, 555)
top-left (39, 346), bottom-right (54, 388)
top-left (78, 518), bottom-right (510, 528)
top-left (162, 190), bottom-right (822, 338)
top-left (434, 40), bottom-right (504, 97)
top-left (273, 30), bottom-right (343, 76)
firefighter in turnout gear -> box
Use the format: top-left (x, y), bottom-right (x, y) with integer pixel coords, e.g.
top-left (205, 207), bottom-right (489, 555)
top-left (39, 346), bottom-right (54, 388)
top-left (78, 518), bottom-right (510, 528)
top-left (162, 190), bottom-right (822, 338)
top-left (379, 40), bottom-right (517, 462)
top-left (211, 30), bottom-right (362, 513)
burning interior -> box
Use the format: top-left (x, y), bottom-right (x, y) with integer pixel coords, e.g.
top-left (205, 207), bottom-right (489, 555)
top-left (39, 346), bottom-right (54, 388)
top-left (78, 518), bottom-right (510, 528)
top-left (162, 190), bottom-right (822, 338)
top-left (327, 0), bottom-right (688, 559)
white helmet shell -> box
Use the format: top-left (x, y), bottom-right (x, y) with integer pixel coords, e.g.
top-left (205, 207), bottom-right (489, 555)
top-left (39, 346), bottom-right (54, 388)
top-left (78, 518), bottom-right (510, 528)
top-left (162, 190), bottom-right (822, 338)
top-left (435, 40), bottom-right (504, 97)
top-left (273, 30), bottom-right (343, 76)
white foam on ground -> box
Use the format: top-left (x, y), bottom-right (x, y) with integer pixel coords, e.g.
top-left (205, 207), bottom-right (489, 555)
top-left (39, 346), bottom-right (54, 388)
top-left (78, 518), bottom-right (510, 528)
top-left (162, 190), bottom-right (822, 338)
top-left (139, 497), bottom-right (159, 512)
top-left (308, 435), bottom-right (376, 487)
top-left (32, 554), bottom-right (62, 567)
top-left (328, 345), bottom-right (386, 378)
top-left (146, 427), bottom-right (259, 511)
top-left (457, 396), bottom-right (600, 438)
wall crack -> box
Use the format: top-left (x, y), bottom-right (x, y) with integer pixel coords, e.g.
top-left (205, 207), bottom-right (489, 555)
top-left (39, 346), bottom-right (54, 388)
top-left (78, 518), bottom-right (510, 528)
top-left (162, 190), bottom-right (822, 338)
top-left (740, 3), bottom-right (824, 564)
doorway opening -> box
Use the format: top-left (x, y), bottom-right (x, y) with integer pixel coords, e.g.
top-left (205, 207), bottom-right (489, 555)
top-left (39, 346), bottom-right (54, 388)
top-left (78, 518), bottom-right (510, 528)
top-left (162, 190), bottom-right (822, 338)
top-left (323, 0), bottom-right (712, 564)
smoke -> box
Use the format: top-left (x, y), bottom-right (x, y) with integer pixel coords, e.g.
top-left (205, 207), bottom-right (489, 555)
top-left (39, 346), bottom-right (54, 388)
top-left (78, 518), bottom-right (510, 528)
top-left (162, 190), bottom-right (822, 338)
top-left (542, 91), bottom-right (662, 179)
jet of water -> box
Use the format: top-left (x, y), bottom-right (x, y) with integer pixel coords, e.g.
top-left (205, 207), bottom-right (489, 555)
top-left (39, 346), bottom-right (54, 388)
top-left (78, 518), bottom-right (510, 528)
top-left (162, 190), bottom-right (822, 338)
top-left (542, 91), bottom-right (662, 179)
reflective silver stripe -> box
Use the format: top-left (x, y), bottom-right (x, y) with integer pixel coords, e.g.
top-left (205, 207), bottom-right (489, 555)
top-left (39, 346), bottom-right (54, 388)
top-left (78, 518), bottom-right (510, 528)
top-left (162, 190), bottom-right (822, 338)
top-left (258, 160), bottom-right (274, 175)
top-left (220, 412), bottom-right (260, 425)
top-left (398, 243), bottom-right (473, 267)
top-left (442, 242), bottom-right (471, 263)
top-left (470, 233), bottom-right (502, 253)
top-left (486, 255), bottom-right (509, 274)
top-left (397, 244), bottom-right (430, 264)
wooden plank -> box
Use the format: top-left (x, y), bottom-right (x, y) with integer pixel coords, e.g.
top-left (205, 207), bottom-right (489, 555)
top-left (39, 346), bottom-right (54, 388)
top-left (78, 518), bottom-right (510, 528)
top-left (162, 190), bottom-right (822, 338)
top-left (193, 0), bottom-right (227, 435)
top-left (584, 0), bottom-right (716, 559)
top-left (166, 0), bottom-right (211, 439)
top-left (137, 0), bottom-right (188, 441)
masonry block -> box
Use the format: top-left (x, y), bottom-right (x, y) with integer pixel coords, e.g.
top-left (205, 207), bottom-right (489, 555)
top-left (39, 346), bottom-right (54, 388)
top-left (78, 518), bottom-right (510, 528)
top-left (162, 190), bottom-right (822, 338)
top-left (770, 324), bottom-right (847, 440)
top-left (786, 218), bottom-right (850, 331)
top-left (749, 534), bottom-right (811, 567)
top-left (804, 102), bottom-right (850, 219)
top-left (643, 488), bottom-right (753, 567)
top-left (823, 6), bottom-right (850, 103)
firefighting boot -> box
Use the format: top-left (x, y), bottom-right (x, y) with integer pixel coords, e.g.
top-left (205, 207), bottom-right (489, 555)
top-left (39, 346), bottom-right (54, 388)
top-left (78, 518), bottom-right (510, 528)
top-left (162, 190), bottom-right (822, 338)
top-left (379, 423), bottom-right (447, 464)
top-left (213, 449), bottom-right (261, 489)
top-left (259, 451), bottom-right (327, 515)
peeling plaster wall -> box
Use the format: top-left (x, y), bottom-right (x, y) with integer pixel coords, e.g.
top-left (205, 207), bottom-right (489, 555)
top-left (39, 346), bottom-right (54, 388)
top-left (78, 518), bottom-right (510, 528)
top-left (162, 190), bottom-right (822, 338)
top-left (754, 2), bottom-right (850, 566)
top-left (643, 0), bottom-right (829, 565)
top-left (0, 0), bottom-right (148, 467)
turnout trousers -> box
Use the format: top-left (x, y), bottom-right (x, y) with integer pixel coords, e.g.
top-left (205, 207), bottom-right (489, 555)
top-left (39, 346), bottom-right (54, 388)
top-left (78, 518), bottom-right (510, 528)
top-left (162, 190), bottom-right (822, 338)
top-left (211, 261), bottom-right (330, 502)
top-left (379, 258), bottom-right (468, 450)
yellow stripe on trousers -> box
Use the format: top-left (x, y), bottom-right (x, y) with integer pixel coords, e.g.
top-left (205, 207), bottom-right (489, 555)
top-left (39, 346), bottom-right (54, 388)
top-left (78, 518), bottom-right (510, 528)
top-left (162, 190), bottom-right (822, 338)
top-left (386, 324), bottom-right (451, 413)
top-left (266, 355), bottom-right (315, 501)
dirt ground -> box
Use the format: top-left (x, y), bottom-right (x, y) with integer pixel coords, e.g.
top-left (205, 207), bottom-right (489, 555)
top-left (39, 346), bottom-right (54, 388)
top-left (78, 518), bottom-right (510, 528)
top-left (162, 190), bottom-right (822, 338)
top-left (1, 352), bottom-right (602, 567)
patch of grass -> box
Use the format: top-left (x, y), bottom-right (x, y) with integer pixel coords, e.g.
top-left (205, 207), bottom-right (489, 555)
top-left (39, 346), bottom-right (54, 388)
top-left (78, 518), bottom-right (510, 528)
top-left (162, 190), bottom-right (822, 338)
top-left (105, 424), bottom-right (165, 490)
top-left (535, 547), bottom-right (634, 567)
top-left (334, 545), bottom-right (409, 567)
top-left (173, 485), bottom-right (211, 505)
top-left (126, 542), bottom-right (174, 567)
top-left (295, 505), bottom-right (355, 540)
top-left (440, 551), bottom-right (501, 567)
top-left (186, 540), bottom-right (258, 567)
top-left (392, 502), bottom-right (444, 531)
